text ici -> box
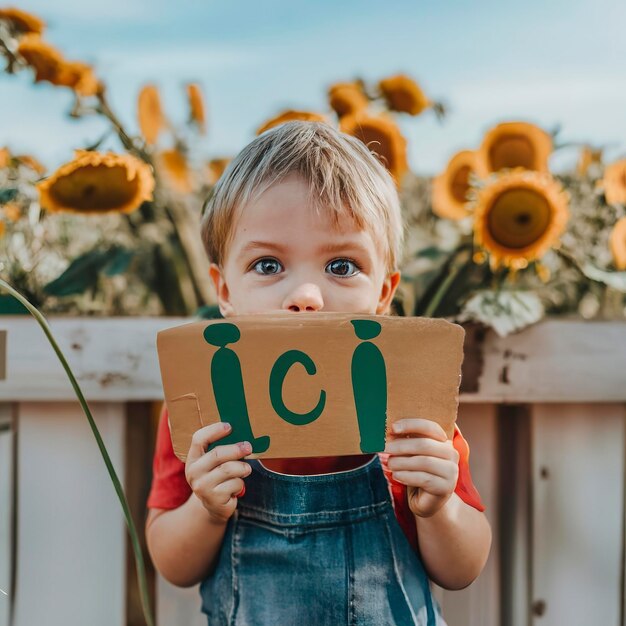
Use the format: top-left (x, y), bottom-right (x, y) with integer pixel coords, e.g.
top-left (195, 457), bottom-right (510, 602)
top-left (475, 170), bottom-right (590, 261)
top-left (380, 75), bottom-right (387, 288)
top-left (203, 319), bottom-right (388, 454)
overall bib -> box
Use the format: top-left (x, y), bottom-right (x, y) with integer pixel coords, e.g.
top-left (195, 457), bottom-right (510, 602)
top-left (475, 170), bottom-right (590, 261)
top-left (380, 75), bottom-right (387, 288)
top-left (200, 455), bottom-right (444, 625)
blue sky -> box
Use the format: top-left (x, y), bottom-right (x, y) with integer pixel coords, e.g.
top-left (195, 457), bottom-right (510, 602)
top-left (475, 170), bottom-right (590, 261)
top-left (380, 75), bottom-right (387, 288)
top-left (3, 0), bottom-right (626, 174)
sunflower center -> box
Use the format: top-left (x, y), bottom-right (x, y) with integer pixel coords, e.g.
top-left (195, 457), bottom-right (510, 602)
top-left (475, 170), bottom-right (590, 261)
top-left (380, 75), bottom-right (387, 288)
top-left (489, 135), bottom-right (536, 171)
top-left (50, 164), bottom-right (140, 211)
top-left (450, 165), bottom-right (471, 203)
top-left (487, 188), bottom-right (552, 249)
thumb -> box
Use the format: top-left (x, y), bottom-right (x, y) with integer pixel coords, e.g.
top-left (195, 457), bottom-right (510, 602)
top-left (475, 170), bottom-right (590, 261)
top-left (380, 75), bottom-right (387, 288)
top-left (409, 488), bottom-right (441, 518)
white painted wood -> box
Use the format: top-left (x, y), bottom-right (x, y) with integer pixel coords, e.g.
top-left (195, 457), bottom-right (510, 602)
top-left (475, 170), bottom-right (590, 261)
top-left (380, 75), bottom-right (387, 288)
top-left (0, 317), bottom-right (185, 401)
top-left (0, 404), bottom-right (13, 626)
top-left (531, 403), bottom-right (625, 626)
top-left (156, 577), bottom-right (205, 626)
top-left (463, 320), bottom-right (626, 403)
top-left (0, 319), bottom-right (624, 624)
top-left (434, 404), bottom-right (499, 626)
top-left (12, 402), bottom-right (126, 626)
top-left (0, 318), bottom-right (625, 402)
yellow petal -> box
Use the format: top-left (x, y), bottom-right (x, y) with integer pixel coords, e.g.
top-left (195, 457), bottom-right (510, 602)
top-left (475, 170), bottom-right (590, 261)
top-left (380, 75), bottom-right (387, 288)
top-left (37, 150), bottom-right (155, 214)
top-left (476, 121), bottom-right (552, 177)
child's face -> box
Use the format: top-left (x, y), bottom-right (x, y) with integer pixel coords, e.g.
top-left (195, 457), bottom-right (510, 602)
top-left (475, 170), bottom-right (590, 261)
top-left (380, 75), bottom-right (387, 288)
top-left (209, 173), bottom-right (401, 317)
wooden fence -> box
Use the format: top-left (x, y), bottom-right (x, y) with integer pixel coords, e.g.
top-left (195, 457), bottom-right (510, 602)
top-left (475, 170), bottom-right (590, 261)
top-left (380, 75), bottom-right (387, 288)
top-left (0, 317), bottom-right (625, 626)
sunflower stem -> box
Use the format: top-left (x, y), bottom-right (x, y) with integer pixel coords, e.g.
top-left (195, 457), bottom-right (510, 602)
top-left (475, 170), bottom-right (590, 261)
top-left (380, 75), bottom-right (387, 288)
top-left (0, 278), bottom-right (155, 626)
top-left (95, 92), bottom-right (151, 163)
top-left (0, 33), bottom-right (24, 73)
top-left (423, 247), bottom-right (472, 318)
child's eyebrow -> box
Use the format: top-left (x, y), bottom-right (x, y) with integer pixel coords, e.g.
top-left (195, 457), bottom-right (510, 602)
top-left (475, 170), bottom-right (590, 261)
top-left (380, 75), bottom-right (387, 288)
top-left (317, 241), bottom-right (371, 256)
top-left (238, 240), bottom-right (371, 257)
top-left (238, 241), bottom-right (287, 256)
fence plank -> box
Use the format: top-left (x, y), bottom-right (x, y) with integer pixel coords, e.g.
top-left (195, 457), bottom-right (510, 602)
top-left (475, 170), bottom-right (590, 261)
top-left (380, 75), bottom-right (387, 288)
top-left (12, 402), bottom-right (126, 626)
top-left (434, 403), bottom-right (500, 626)
top-left (531, 403), bottom-right (625, 625)
top-left (156, 578), bottom-right (206, 626)
top-left (1, 318), bottom-right (626, 402)
top-left (0, 404), bottom-right (14, 626)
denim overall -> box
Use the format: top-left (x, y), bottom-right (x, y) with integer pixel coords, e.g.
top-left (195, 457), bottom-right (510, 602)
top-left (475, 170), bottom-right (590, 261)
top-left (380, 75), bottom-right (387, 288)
top-left (199, 455), bottom-right (444, 625)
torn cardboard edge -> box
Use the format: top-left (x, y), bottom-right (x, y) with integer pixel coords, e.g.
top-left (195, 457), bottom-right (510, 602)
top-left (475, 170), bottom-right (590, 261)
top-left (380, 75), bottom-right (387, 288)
top-left (157, 313), bottom-right (465, 461)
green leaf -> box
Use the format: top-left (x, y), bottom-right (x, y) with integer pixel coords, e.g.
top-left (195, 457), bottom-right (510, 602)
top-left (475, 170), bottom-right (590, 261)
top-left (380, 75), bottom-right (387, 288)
top-left (43, 246), bottom-right (133, 296)
top-left (103, 247), bottom-right (134, 277)
top-left (415, 246), bottom-right (446, 260)
top-left (0, 188), bottom-right (18, 204)
top-left (196, 304), bottom-right (223, 319)
top-left (580, 263), bottom-right (626, 292)
top-left (457, 290), bottom-right (545, 337)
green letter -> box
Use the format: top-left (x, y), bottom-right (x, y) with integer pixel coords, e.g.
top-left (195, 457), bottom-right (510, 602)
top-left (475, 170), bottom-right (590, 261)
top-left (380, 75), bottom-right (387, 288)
top-left (203, 323), bottom-right (270, 453)
top-left (270, 350), bottom-right (326, 425)
top-left (351, 320), bottom-right (387, 453)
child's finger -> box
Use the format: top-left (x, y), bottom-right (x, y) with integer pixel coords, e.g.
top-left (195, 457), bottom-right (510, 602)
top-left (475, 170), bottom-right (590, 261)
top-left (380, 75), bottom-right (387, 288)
top-left (392, 471), bottom-right (450, 496)
top-left (385, 437), bottom-right (457, 460)
top-left (203, 460), bottom-right (251, 490)
top-left (196, 441), bottom-right (253, 475)
top-left (387, 455), bottom-right (458, 481)
top-left (186, 422), bottom-right (234, 465)
top-left (390, 418), bottom-right (447, 441)
top-left (213, 478), bottom-right (246, 505)
top-left (410, 490), bottom-right (446, 518)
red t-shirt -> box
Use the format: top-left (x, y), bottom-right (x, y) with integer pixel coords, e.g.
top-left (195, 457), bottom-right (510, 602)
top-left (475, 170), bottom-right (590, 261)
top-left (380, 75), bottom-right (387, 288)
top-left (147, 406), bottom-right (485, 551)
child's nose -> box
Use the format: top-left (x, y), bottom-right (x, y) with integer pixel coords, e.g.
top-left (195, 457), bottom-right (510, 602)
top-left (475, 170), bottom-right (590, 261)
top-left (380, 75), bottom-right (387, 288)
top-left (282, 282), bottom-right (324, 312)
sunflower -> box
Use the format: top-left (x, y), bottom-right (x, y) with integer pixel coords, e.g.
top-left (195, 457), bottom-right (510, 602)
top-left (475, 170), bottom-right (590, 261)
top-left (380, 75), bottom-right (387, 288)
top-left (609, 217), bottom-right (626, 270)
top-left (328, 82), bottom-right (369, 118)
top-left (158, 149), bottom-right (193, 194)
top-left (378, 74), bottom-right (430, 116)
top-left (0, 147), bottom-right (9, 169)
top-left (186, 83), bottom-right (206, 133)
top-left (256, 110), bottom-right (327, 135)
top-left (17, 34), bottom-right (64, 84)
top-left (432, 150), bottom-right (478, 220)
top-left (476, 121), bottom-right (552, 177)
top-left (56, 60), bottom-right (102, 96)
top-left (0, 7), bottom-right (45, 35)
top-left (15, 154), bottom-right (46, 175)
top-left (2, 202), bottom-right (21, 222)
top-left (602, 160), bottom-right (626, 206)
top-left (137, 84), bottom-right (167, 145)
top-left (576, 145), bottom-right (603, 177)
top-left (473, 170), bottom-right (569, 270)
top-left (340, 113), bottom-right (408, 184)
top-left (16, 34), bottom-right (101, 96)
top-left (205, 157), bottom-right (231, 185)
top-left (37, 150), bottom-right (154, 214)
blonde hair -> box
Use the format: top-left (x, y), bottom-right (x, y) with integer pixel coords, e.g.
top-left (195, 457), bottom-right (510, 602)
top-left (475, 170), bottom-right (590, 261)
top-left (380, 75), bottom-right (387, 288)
top-left (200, 121), bottom-right (405, 273)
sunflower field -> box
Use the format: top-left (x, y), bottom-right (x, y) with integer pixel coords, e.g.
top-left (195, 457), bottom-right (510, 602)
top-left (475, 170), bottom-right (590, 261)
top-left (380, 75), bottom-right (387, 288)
top-left (1, 7), bottom-right (626, 336)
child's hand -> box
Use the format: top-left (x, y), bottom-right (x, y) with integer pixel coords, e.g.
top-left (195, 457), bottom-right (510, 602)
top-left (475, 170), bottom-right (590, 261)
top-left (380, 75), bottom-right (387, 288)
top-left (384, 418), bottom-right (459, 518)
top-left (185, 422), bottom-right (252, 525)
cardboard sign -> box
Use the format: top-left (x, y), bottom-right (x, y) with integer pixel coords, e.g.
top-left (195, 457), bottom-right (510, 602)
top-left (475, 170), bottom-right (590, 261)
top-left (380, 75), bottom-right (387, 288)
top-left (157, 313), bottom-right (465, 461)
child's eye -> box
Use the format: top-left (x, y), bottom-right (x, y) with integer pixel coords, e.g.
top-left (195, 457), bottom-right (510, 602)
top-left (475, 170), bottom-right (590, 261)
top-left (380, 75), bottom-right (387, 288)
top-left (252, 258), bottom-right (283, 275)
top-left (326, 258), bottom-right (361, 277)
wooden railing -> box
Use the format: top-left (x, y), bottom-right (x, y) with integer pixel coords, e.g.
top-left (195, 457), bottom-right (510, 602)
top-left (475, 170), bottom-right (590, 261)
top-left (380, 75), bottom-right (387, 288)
top-left (0, 317), bottom-right (625, 626)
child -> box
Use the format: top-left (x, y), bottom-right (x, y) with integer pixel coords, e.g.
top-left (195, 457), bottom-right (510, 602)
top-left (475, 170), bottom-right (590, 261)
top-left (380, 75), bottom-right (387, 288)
top-left (146, 121), bottom-right (491, 625)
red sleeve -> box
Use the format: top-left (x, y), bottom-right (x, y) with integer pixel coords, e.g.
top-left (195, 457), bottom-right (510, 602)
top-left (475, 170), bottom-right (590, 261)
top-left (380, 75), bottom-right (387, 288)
top-left (379, 424), bottom-right (485, 552)
top-left (146, 404), bottom-right (191, 510)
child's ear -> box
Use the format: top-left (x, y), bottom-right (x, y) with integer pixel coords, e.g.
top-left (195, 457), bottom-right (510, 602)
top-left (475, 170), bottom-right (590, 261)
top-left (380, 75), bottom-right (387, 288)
top-left (208, 263), bottom-right (235, 317)
top-left (376, 270), bottom-right (401, 315)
